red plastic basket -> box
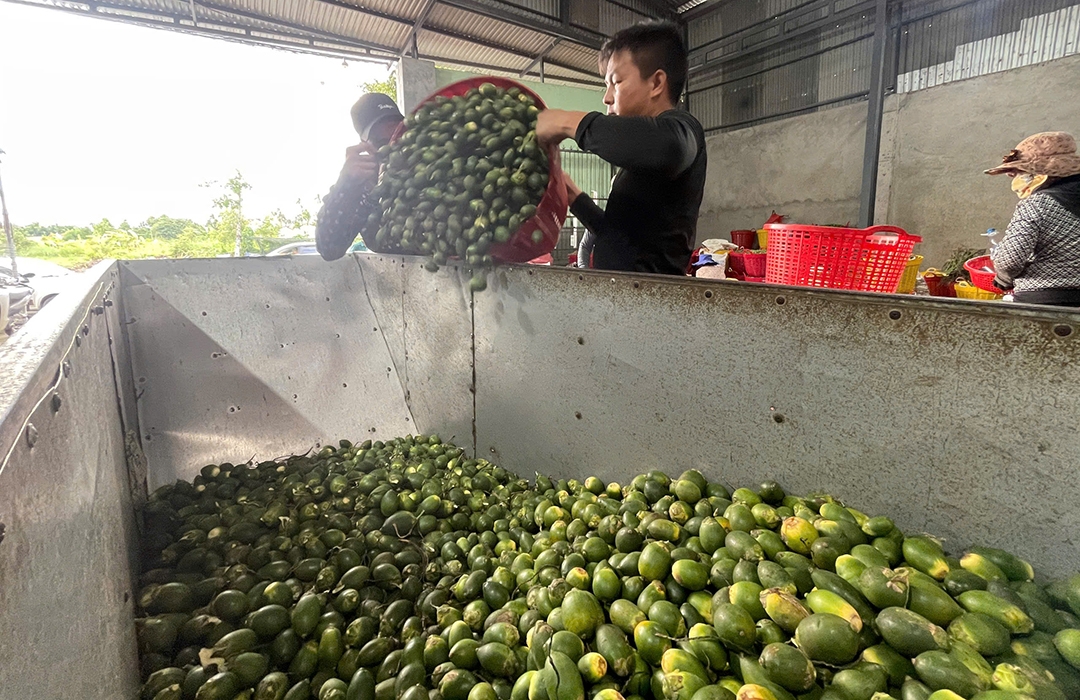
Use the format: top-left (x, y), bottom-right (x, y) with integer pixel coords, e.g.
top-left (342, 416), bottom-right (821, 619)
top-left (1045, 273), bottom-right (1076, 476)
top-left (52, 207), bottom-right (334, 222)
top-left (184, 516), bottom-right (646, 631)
top-left (964, 255), bottom-right (1005, 293)
top-left (390, 77), bottom-right (569, 264)
top-left (728, 250), bottom-right (768, 278)
top-left (764, 224), bottom-right (922, 293)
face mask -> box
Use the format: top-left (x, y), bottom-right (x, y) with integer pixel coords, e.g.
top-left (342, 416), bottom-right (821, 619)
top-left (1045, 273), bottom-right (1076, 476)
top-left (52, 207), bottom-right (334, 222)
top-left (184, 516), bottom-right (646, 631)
top-left (1012, 173), bottom-right (1048, 199)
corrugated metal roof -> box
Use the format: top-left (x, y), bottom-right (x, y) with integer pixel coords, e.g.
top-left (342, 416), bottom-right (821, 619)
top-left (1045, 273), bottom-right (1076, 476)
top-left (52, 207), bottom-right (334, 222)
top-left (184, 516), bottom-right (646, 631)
top-left (547, 40), bottom-right (600, 72)
top-left (426, 3), bottom-right (552, 55)
top-left (417, 28), bottom-right (532, 70)
top-left (244, 0), bottom-right (417, 48)
top-left (499, 0), bottom-right (559, 19)
top-left (14, 0), bottom-right (615, 82)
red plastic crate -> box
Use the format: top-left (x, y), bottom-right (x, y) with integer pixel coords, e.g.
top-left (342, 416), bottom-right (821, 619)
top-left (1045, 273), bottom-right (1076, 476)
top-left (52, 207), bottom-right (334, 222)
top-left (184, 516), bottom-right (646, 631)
top-left (764, 224), bottom-right (921, 293)
top-left (390, 77), bottom-right (569, 264)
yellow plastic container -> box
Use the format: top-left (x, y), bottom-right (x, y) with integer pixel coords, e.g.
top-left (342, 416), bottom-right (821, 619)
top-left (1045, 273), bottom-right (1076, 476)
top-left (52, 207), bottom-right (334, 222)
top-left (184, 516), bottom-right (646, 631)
top-left (757, 229), bottom-right (768, 249)
top-left (896, 254), bottom-right (924, 294)
top-left (954, 280), bottom-right (1003, 301)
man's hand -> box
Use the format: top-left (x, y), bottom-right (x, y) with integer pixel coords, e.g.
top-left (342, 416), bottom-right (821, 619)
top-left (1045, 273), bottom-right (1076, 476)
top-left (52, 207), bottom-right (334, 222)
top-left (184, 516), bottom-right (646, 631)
top-left (564, 173), bottom-right (583, 202)
top-left (340, 141), bottom-right (380, 184)
top-left (536, 110), bottom-right (588, 146)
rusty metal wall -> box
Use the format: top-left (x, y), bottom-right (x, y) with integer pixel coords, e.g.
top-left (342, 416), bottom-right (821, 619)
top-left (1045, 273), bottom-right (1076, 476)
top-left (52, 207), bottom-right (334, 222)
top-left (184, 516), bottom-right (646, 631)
top-left (7, 254), bottom-right (1080, 700)
top-left (114, 256), bottom-right (1080, 578)
top-left (0, 261), bottom-right (141, 699)
top-left (469, 265), bottom-right (1080, 578)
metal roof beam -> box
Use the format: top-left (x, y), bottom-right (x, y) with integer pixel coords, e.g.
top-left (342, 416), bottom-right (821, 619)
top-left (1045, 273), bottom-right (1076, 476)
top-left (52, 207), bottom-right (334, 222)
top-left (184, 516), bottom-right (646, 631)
top-left (422, 22), bottom-right (599, 79)
top-left (192, 0), bottom-right (404, 53)
top-left (519, 38), bottom-right (559, 77)
top-left (7, 0), bottom-right (400, 60)
top-left (309, 0), bottom-right (417, 27)
top-left (435, 55), bottom-right (601, 87)
top-left (11, 0), bottom-right (603, 84)
top-left (436, 0), bottom-right (606, 49)
top-left (197, 0), bottom-right (596, 79)
top-left (399, 0), bottom-right (439, 56)
top-left (302, 0), bottom-right (600, 78)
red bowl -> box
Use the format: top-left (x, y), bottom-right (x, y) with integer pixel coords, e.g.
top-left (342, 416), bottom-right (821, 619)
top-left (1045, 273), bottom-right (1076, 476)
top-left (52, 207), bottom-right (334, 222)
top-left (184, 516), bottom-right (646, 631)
top-left (390, 77), bottom-right (569, 264)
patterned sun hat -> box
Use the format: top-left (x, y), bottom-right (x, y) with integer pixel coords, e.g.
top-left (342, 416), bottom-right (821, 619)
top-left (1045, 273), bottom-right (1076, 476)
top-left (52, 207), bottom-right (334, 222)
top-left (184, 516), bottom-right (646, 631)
top-left (985, 132), bottom-right (1080, 177)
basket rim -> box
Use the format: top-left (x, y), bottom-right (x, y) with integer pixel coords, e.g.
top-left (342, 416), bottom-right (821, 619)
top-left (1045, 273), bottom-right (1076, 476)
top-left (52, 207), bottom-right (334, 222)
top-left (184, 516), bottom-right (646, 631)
top-left (764, 222), bottom-right (922, 243)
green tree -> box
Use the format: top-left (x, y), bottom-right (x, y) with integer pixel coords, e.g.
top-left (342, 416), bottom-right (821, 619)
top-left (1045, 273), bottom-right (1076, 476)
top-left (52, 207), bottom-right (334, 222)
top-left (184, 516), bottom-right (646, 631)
top-left (144, 215), bottom-right (202, 240)
top-left (362, 72), bottom-right (397, 102)
top-left (203, 171), bottom-right (252, 257)
top-left (16, 222), bottom-right (68, 239)
top-left (9, 170), bottom-right (319, 266)
top-left (273, 197), bottom-right (318, 239)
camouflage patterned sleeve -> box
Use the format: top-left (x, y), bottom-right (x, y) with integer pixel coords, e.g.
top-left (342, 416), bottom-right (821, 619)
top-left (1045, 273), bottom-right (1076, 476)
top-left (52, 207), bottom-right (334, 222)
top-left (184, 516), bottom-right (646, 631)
top-left (315, 173), bottom-right (376, 261)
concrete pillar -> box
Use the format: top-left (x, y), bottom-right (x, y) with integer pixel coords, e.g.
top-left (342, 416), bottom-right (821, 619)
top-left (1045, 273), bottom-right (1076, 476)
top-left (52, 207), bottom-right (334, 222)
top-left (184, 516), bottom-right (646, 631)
top-left (396, 57), bottom-right (437, 114)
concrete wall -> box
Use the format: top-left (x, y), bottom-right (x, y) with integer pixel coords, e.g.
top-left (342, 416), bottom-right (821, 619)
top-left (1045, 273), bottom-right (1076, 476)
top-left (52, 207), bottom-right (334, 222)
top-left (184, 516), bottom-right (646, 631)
top-left (880, 53), bottom-right (1080, 266)
top-left (398, 57), bottom-right (438, 114)
top-left (697, 53), bottom-right (1080, 263)
top-left (697, 102), bottom-right (866, 244)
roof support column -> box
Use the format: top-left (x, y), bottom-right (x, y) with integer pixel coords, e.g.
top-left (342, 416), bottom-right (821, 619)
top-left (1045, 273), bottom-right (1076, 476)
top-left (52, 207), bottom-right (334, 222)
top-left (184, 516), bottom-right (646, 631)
top-left (396, 56), bottom-right (437, 114)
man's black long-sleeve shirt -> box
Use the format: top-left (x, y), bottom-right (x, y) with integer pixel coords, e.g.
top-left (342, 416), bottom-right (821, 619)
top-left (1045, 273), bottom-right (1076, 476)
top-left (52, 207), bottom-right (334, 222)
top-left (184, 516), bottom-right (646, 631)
top-left (570, 109), bottom-right (707, 275)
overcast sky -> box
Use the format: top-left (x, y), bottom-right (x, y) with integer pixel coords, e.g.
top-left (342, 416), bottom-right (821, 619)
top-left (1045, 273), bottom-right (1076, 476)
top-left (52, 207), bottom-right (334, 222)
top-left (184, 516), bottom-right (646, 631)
top-left (0, 2), bottom-right (391, 226)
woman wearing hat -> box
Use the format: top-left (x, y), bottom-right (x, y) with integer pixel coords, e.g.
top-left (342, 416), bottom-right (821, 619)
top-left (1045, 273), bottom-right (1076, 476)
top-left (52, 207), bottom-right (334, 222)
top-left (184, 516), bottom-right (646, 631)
top-left (986, 131), bottom-right (1080, 306)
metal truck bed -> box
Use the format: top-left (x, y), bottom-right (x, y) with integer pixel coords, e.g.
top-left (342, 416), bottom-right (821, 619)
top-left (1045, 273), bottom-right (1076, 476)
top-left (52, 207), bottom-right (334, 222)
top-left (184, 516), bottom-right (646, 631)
top-left (2, 255), bottom-right (1079, 696)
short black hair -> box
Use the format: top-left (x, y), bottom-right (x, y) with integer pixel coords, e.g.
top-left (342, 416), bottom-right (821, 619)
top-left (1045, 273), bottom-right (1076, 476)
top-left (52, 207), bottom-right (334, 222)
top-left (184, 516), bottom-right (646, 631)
top-left (600, 21), bottom-right (687, 104)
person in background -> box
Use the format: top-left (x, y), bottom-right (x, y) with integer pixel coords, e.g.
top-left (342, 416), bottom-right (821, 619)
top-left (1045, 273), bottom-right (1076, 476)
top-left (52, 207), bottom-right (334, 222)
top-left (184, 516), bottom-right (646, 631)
top-left (986, 132), bottom-right (1080, 307)
top-left (535, 21), bottom-right (706, 276)
top-left (316, 93), bottom-right (404, 261)
top-left (576, 228), bottom-right (596, 269)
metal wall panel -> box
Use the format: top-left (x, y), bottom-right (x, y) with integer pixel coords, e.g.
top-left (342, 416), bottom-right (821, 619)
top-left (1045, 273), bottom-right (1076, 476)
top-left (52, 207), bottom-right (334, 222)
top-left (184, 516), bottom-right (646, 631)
top-left (689, 8), bottom-right (725, 49)
top-left (897, 0), bottom-right (1080, 92)
top-left (816, 34), bottom-right (873, 100)
top-left (356, 256), bottom-right (477, 453)
top-left (0, 263), bottom-right (141, 699)
top-left (689, 31), bottom-right (872, 131)
top-left (121, 256), bottom-right (415, 487)
top-left (687, 3), bottom-right (876, 129)
top-left (470, 266), bottom-right (1080, 578)
top-left (686, 0), bottom-right (1080, 128)
top-left (598, 0), bottom-right (652, 34)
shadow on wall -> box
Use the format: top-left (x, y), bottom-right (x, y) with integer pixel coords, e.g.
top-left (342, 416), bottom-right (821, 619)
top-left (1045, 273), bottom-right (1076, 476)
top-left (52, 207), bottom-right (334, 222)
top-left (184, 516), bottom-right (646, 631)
top-left (695, 101), bottom-right (867, 246)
